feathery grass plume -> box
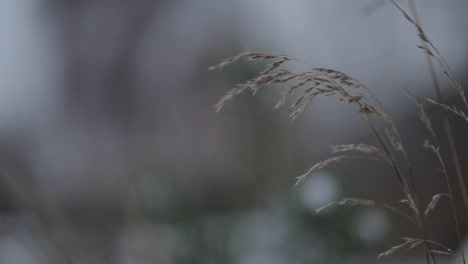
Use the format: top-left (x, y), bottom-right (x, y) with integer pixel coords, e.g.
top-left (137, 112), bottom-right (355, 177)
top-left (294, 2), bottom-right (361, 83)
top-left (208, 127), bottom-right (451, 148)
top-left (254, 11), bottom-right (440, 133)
top-left (429, 250), bottom-right (453, 256)
top-left (211, 51), bottom-right (445, 262)
top-left (294, 155), bottom-right (381, 187)
top-left (423, 139), bottom-right (438, 154)
top-left (210, 52), bottom-right (292, 112)
top-left (210, 1), bottom-right (468, 261)
top-left (378, 238), bottom-right (423, 258)
top-left (424, 193), bottom-right (450, 217)
top-left (331, 143), bottom-right (380, 154)
top-left (399, 196), bottom-right (418, 214)
top-left (407, 0), bottom-right (468, 237)
top-left (211, 53), bottom-right (414, 197)
top-left (378, 238), bottom-right (452, 259)
top-left (427, 99), bottom-right (468, 123)
top-left (314, 197), bottom-right (415, 223)
top-left (391, 0), bottom-right (468, 110)
top-left (212, 50), bottom-right (431, 260)
top-left (331, 143), bottom-right (392, 164)
top-left (208, 52), bottom-right (287, 71)
top-left (405, 89), bottom-right (435, 137)
top-left (211, 52), bottom-right (408, 170)
top-left (407, 90), bottom-right (466, 263)
top-left (314, 198), bottom-right (375, 213)
top-left (210, 52), bottom-right (382, 117)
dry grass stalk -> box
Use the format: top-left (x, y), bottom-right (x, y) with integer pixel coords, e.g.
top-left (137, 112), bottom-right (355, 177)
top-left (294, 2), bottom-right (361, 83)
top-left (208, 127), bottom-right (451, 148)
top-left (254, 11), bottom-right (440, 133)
top-left (427, 99), bottom-right (468, 123)
top-left (314, 197), bottom-right (415, 223)
top-left (391, 0), bottom-right (468, 110)
top-left (212, 3), bottom-right (468, 260)
top-left (405, 90), bottom-right (435, 137)
top-left (399, 196), bottom-right (418, 214)
top-left (294, 155), bottom-right (381, 187)
top-left (210, 52), bottom-right (380, 119)
top-left (330, 143), bottom-right (392, 162)
top-left (210, 51), bottom-right (415, 203)
top-left (314, 198), bottom-right (375, 213)
top-left (378, 238), bottom-right (423, 258)
top-left (424, 193), bottom-right (450, 217)
top-left (210, 51), bottom-right (408, 169)
top-left (331, 143), bottom-right (380, 154)
top-left (208, 52), bottom-right (288, 71)
top-left (407, 90), bottom-right (466, 263)
top-left (406, 0), bottom-right (468, 237)
top-left (429, 250), bottom-right (453, 256)
top-left (423, 139), bottom-right (438, 154)
top-left (378, 238), bottom-right (452, 259)
top-left (212, 50), bottom-right (429, 260)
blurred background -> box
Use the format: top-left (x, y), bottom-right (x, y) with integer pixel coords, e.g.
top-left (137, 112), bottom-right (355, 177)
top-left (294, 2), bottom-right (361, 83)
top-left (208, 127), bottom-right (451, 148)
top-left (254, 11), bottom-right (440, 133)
top-left (0, 0), bottom-right (467, 263)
